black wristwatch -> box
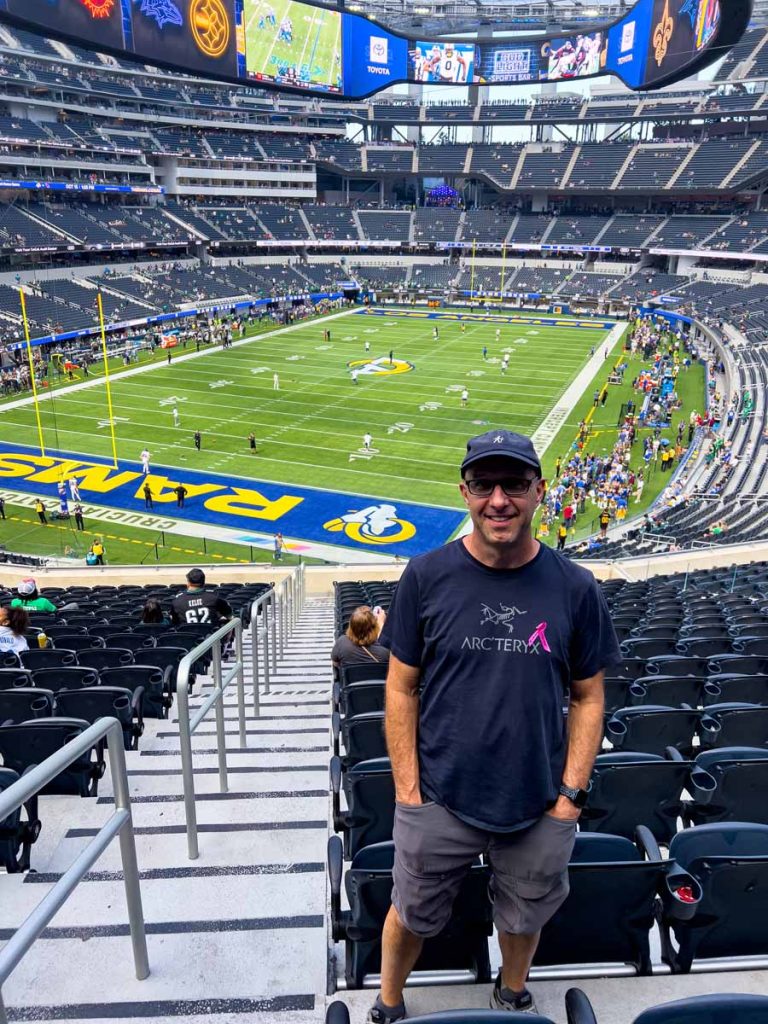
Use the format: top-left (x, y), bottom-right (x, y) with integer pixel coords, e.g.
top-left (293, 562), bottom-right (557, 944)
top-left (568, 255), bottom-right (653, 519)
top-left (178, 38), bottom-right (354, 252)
top-left (559, 783), bottom-right (590, 807)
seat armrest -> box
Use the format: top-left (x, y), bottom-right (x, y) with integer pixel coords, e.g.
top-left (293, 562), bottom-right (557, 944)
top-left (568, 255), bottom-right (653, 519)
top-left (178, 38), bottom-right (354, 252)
top-left (565, 988), bottom-right (597, 1024)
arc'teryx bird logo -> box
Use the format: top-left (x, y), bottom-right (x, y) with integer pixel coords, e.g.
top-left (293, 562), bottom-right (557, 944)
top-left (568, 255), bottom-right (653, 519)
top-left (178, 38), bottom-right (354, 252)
top-left (480, 603), bottom-right (525, 635)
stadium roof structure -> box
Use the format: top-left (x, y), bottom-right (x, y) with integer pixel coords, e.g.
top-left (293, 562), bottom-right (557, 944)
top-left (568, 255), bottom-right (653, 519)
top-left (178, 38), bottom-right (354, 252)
top-left (346, 0), bottom-right (768, 37)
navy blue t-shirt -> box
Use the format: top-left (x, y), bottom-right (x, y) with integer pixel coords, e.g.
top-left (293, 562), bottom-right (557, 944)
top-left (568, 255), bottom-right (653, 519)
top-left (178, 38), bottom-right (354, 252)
top-left (380, 539), bottom-right (621, 832)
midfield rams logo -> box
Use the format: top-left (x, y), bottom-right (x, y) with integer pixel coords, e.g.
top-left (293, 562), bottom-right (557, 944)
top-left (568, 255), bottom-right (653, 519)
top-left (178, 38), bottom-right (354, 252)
top-left (323, 504), bottom-right (417, 545)
top-left (347, 357), bottom-right (414, 377)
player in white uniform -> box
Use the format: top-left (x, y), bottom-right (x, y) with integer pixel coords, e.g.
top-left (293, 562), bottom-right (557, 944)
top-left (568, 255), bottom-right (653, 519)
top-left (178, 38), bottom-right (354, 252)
top-left (173, 406), bottom-right (180, 427)
top-left (411, 47), bottom-right (427, 81)
top-left (140, 448), bottom-right (151, 474)
top-left (437, 44), bottom-right (468, 83)
top-left (363, 432), bottom-right (373, 451)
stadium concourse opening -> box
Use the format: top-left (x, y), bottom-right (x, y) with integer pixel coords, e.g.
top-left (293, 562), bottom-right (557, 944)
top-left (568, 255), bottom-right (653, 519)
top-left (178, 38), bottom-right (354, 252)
top-left (1, 0), bottom-right (768, 1021)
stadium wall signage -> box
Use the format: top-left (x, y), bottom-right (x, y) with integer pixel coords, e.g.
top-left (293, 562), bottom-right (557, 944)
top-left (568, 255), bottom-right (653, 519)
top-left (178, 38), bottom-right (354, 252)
top-left (0, 0), bottom-right (750, 96)
top-left (0, 442), bottom-right (465, 557)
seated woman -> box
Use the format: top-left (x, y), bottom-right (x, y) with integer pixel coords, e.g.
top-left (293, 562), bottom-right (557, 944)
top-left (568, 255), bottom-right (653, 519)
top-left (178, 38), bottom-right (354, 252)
top-left (0, 605), bottom-right (29, 655)
top-left (136, 599), bottom-right (171, 628)
top-left (331, 605), bottom-right (389, 672)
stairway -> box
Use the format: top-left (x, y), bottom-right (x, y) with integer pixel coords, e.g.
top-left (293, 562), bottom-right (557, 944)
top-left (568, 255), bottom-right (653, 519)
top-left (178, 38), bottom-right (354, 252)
top-left (1, 596), bottom-right (335, 1024)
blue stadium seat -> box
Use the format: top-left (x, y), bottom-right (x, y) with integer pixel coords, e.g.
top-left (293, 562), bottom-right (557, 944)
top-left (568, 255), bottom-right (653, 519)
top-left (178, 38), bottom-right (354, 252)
top-left (0, 767), bottom-right (40, 873)
top-left (605, 706), bottom-right (700, 756)
top-left (328, 835), bottom-right (492, 989)
top-left (0, 687), bottom-right (54, 725)
top-left (662, 822), bottom-right (768, 972)
top-left (685, 747), bottom-right (768, 826)
top-left (331, 755), bottom-right (394, 858)
top-left (699, 703), bottom-right (768, 748)
top-left (0, 719), bottom-right (103, 796)
top-left (581, 752), bottom-right (689, 843)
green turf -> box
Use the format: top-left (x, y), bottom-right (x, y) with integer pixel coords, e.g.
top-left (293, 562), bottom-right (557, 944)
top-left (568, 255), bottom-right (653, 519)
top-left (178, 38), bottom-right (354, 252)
top-left (0, 308), bottom-right (706, 562)
top-left (244, 0), bottom-right (342, 89)
top-left (0, 311), bottom-right (610, 510)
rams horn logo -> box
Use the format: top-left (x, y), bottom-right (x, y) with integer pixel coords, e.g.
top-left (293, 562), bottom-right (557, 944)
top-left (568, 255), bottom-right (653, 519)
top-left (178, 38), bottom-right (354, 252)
top-left (323, 504), bottom-right (417, 545)
top-left (347, 357), bottom-right (415, 377)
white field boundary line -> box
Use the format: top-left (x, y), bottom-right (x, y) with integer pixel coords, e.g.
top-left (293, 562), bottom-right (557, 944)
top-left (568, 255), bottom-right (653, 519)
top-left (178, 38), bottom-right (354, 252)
top-left (452, 322), bottom-right (627, 540)
top-left (0, 306), bottom-right (358, 416)
top-left (0, 487), bottom-right (396, 564)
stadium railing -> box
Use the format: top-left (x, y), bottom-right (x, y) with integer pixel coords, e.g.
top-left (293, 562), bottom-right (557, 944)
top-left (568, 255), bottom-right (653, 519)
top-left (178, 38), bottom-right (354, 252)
top-left (0, 717), bottom-right (149, 1021)
top-left (175, 617), bottom-right (245, 860)
top-left (250, 565), bottom-right (306, 710)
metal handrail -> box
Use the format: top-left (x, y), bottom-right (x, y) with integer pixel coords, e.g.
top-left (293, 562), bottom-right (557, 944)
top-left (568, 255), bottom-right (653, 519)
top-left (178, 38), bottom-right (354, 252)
top-left (176, 618), bottom-right (245, 861)
top-left (0, 718), bottom-right (149, 1022)
top-left (250, 567), bottom-right (305, 710)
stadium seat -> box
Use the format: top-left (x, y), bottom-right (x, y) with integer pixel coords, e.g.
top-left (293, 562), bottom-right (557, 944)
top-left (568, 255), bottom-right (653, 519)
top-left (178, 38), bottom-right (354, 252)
top-left (645, 656), bottom-right (710, 678)
top-left (0, 767), bottom-right (40, 873)
top-left (326, 1004), bottom-right (558, 1024)
top-left (0, 719), bottom-right (103, 796)
top-left (332, 710), bottom-right (387, 768)
top-left (605, 706), bottom-right (700, 756)
top-left (708, 654), bottom-right (768, 677)
top-left (341, 663), bottom-right (389, 686)
top-left (621, 637), bottom-right (679, 660)
top-left (30, 667), bottom-right (100, 694)
top-left (336, 681), bottom-right (385, 718)
top-left (51, 634), bottom-right (105, 652)
top-left (78, 648), bottom-right (135, 671)
top-left (56, 686), bottom-right (143, 751)
top-left (43, 624), bottom-right (88, 640)
top-left (20, 648), bottom-right (77, 671)
top-left (629, 675), bottom-right (705, 708)
top-left (328, 835), bottom-right (492, 989)
top-left (0, 668), bottom-right (33, 690)
top-left (99, 665), bottom-right (168, 718)
top-left (662, 823), bottom-right (768, 972)
top-left (331, 755), bottom-right (394, 858)
top-left (104, 633), bottom-right (157, 652)
top-left (0, 687), bottom-right (54, 725)
top-left (684, 747), bottom-right (768, 827)
top-left (704, 674), bottom-right (768, 705)
top-left (676, 637), bottom-right (734, 659)
top-left (535, 829), bottom-right (687, 975)
top-left (564, 990), bottom-right (768, 1024)
top-left (136, 646), bottom-right (189, 692)
top-left (581, 752), bottom-right (689, 843)
top-left (699, 703), bottom-right (768, 748)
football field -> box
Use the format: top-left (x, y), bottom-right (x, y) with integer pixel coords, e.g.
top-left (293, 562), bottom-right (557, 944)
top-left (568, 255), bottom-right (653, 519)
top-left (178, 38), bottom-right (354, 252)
top-left (0, 305), bottom-right (689, 563)
top-left (244, 0), bottom-right (342, 89)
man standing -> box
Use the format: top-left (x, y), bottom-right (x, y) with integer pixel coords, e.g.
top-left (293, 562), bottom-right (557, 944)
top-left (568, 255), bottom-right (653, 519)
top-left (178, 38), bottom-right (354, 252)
top-left (194, 430), bottom-right (201, 451)
top-left (173, 406), bottom-right (180, 428)
top-left (351, 369), bottom-right (359, 385)
top-left (370, 429), bottom-right (619, 1023)
top-left (273, 372), bottom-right (280, 391)
top-left (363, 432), bottom-right (373, 451)
top-left (365, 339), bottom-right (371, 354)
top-left (0, 496), bottom-right (5, 520)
top-left (171, 568), bottom-right (233, 626)
top-left (35, 498), bottom-right (47, 525)
top-left (482, 346), bottom-right (488, 361)
top-left (249, 432), bottom-right (257, 453)
top-left (69, 478), bottom-right (81, 503)
top-left (74, 503), bottom-right (85, 531)
top-left (274, 532), bottom-right (284, 561)
top-left (389, 349), bottom-right (394, 366)
top-left (167, 347), bottom-right (172, 365)
top-left (91, 538), bottom-right (105, 565)
top-left (140, 448), bottom-right (151, 475)
top-left (461, 387), bottom-right (469, 407)
top-left (175, 484), bottom-right (188, 508)
top-left (143, 482), bottom-right (153, 510)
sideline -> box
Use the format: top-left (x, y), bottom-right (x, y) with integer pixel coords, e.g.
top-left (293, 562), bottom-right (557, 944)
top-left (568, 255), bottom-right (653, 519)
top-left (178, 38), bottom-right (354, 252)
top-left (0, 306), bottom-right (358, 415)
top-left (0, 488), bottom-right (397, 564)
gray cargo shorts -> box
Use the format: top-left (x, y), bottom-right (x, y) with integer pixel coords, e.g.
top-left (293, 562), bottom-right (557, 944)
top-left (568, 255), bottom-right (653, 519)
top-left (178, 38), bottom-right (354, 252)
top-left (392, 800), bottom-right (576, 938)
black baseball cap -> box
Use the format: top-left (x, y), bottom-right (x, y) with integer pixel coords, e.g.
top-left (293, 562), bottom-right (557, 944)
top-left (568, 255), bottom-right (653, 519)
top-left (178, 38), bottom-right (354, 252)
top-left (461, 429), bottom-right (542, 476)
top-left (186, 568), bottom-right (206, 586)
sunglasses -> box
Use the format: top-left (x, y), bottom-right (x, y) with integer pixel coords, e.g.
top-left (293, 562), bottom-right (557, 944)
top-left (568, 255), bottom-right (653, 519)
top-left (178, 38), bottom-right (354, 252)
top-left (464, 477), bottom-right (537, 497)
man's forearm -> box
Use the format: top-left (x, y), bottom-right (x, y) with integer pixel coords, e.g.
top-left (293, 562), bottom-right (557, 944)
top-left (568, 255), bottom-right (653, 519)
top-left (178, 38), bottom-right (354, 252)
top-left (386, 687), bottom-right (421, 804)
top-left (562, 682), bottom-right (605, 789)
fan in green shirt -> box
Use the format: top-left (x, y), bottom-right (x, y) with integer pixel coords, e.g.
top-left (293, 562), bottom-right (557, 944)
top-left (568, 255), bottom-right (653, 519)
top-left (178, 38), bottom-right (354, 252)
top-left (10, 578), bottom-right (57, 614)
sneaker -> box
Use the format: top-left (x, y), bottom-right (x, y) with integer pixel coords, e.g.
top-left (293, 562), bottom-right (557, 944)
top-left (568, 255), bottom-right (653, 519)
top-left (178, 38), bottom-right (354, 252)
top-left (366, 996), bottom-right (407, 1024)
top-left (490, 972), bottom-right (539, 1015)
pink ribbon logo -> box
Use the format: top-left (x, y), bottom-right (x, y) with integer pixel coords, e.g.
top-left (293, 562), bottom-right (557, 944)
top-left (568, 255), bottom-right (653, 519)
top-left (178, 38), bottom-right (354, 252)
top-left (528, 622), bottom-right (551, 653)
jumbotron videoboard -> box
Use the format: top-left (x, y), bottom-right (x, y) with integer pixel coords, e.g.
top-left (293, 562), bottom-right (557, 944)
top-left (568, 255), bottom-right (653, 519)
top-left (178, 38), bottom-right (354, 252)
top-left (0, 0), bottom-right (750, 95)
